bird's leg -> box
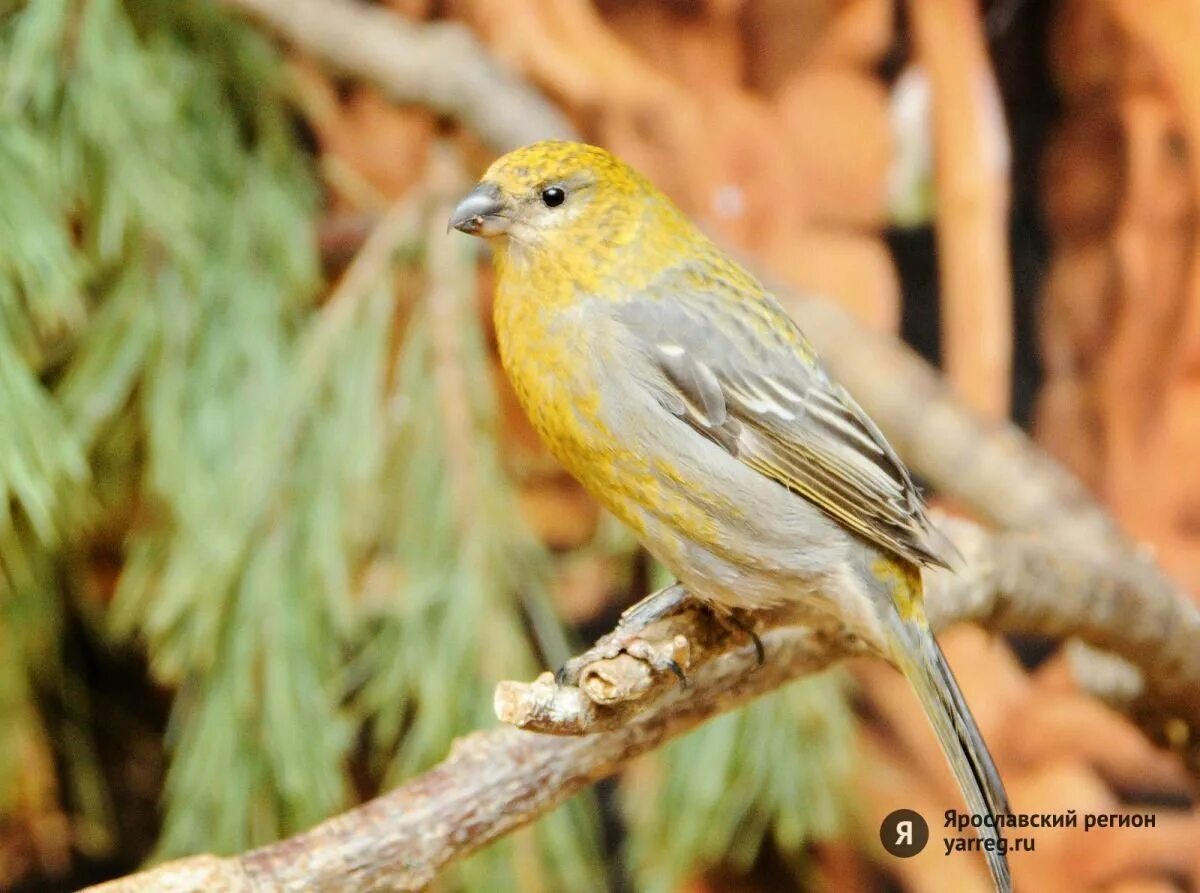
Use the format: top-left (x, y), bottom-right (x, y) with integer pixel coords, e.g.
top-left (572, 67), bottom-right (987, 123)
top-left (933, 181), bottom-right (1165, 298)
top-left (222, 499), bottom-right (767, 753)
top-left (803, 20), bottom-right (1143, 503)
top-left (616, 581), bottom-right (693, 631)
top-left (556, 582), bottom-right (694, 686)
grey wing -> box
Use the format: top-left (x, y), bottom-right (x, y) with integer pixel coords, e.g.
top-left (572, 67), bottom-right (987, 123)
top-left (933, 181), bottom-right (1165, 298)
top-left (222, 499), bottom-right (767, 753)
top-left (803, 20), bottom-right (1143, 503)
top-left (616, 271), bottom-right (950, 569)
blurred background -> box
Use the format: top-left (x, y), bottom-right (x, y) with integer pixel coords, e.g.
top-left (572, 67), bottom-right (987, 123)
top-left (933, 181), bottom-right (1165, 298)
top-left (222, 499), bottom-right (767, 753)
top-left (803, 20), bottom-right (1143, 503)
top-left (2, 0), bottom-right (1199, 890)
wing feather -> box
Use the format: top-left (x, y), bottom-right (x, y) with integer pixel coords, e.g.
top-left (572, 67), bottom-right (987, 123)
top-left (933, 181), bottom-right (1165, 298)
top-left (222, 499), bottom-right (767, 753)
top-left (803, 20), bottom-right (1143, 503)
top-left (617, 265), bottom-right (949, 569)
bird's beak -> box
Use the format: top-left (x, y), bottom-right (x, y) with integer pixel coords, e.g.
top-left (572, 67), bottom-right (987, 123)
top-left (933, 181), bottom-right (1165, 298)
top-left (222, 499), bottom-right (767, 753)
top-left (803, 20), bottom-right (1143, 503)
top-left (448, 183), bottom-right (509, 236)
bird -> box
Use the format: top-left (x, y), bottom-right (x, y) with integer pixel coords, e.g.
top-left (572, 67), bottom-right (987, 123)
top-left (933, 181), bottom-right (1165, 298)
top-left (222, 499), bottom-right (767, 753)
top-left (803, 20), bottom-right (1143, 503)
top-left (450, 140), bottom-right (1011, 891)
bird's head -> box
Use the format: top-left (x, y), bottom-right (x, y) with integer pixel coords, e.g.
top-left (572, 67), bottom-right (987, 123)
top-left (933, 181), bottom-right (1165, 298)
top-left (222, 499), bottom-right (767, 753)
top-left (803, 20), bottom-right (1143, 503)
top-left (449, 141), bottom-right (661, 261)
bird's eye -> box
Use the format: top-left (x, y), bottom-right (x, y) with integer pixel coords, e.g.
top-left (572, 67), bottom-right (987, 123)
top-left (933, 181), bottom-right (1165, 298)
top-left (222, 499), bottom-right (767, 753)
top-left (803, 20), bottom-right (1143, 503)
top-left (541, 187), bottom-right (566, 208)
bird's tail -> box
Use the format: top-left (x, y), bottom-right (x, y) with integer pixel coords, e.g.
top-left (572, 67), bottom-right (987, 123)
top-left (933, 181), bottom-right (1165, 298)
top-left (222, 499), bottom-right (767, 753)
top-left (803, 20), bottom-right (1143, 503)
top-left (882, 579), bottom-right (1012, 892)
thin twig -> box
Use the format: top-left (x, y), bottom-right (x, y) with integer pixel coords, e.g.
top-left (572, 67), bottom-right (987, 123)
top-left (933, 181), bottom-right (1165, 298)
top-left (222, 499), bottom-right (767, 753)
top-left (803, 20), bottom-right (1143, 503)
top-left (223, 0), bottom-right (576, 152)
top-left (424, 147), bottom-right (481, 532)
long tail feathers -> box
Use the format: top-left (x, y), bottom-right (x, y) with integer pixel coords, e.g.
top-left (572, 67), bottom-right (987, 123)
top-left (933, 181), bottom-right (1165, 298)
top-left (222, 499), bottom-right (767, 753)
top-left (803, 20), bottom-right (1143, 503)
top-left (886, 609), bottom-right (1012, 892)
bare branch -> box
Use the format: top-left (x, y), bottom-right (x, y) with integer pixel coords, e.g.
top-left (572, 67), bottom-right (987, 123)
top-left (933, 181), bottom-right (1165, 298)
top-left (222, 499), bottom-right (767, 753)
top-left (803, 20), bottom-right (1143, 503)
top-left (932, 517), bottom-right (1200, 750)
top-left (85, 515), bottom-right (1200, 893)
top-left (424, 147), bottom-right (483, 530)
top-left (495, 515), bottom-right (1200, 749)
top-left (223, 0), bottom-right (575, 152)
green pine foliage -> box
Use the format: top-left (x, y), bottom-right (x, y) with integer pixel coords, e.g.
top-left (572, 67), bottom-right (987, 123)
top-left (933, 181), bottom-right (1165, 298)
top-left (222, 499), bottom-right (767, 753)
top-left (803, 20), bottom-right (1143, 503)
top-left (0, 0), bottom-right (854, 888)
top-left (0, 0), bottom-right (601, 881)
top-left (624, 673), bottom-right (856, 892)
top-left (3, 0), bottom-right (340, 853)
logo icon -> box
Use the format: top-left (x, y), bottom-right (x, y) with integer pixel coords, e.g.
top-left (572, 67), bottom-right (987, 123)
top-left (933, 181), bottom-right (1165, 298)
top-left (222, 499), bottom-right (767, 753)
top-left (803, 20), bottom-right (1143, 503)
top-left (880, 809), bottom-right (929, 857)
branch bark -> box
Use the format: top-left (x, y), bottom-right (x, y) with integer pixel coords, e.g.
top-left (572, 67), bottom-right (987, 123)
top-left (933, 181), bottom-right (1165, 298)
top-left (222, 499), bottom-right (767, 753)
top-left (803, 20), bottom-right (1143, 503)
top-left (86, 515), bottom-right (1200, 893)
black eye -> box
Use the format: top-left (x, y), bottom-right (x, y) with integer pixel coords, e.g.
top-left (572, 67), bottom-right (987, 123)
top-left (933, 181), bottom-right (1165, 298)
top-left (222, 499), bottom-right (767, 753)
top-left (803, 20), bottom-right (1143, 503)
top-left (541, 187), bottom-right (566, 207)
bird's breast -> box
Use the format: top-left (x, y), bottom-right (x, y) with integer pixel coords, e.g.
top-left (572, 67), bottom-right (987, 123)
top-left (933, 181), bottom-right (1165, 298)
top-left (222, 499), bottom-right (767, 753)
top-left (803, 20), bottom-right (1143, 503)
top-left (491, 274), bottom-right (849, 596)
top-left (492, 280), bottom-right (699, 541)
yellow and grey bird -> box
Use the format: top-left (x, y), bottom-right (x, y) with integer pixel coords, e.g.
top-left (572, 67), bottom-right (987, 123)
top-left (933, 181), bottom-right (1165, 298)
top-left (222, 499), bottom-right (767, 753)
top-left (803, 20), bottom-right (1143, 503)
top-left (450, 140), bottom-right (1011, 891)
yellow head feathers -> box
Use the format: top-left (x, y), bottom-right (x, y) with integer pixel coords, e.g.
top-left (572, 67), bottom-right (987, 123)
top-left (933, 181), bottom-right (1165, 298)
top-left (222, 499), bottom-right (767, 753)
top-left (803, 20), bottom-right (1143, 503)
top-left (482, 140), bottom-right (643, 197)
top-left (449, 141), bottom-right (688, 264)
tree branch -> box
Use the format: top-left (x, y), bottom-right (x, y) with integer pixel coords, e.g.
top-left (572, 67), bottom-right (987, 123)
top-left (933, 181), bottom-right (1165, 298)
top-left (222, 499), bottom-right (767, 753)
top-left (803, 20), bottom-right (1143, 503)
top-left (223, 0), bottom-right (575, 152)
top-left (85, 514), bottom-right (1200, 892)
top-left (495, 515), bottom-right (1200, 748)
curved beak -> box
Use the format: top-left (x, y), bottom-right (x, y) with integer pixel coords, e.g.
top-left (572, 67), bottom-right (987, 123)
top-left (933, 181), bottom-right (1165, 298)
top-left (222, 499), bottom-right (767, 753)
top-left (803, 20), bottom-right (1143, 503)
top-left (448, 183), bottom-right (509, 236)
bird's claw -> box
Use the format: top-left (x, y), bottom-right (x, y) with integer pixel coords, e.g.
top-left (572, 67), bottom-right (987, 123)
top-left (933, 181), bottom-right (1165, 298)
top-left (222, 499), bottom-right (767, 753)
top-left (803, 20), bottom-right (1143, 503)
top-left (625, 635), bottom-right (690, 688)
top-left (555, 643), bottom-right (620, 687)
top-left (556, 583), bottom-right (695, 688)
top-left (554, 631), bottom-right (690, 689)
top-left (722, 611), bottom-right (766, 667)
top-left (554, 585), bottom-right (768, 691)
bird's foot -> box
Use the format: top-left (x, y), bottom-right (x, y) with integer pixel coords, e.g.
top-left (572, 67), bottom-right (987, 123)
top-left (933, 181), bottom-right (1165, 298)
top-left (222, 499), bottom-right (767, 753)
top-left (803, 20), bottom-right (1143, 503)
top-left (556, 582), bottom-right (694, 687)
